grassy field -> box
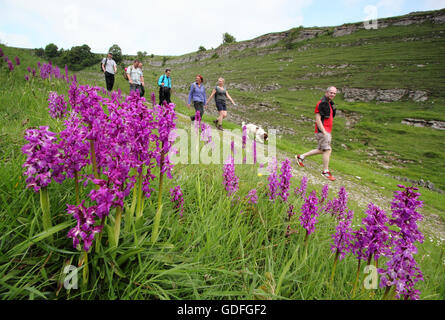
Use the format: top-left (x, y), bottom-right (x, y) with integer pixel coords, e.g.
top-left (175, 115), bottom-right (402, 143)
top-left (137, 19), bottom-right (445, 215)
top-left (1, 11), bottom-right (445, 300)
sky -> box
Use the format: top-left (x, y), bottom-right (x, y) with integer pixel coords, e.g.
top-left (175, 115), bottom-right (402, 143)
top-left (0, 0), bottom-right (444, 56)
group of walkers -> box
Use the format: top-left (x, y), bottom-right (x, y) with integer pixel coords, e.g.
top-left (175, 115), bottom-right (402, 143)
top-left (127, 60), bottom-right (145, 97)
top-left (101, 53), bottom-right (236, 131)
top-left (186, 75), bottom-right (236, 131)
top-left (102, 54), bottom-right (147, 97)
top-left (102, 52), bottom-right (338, 181)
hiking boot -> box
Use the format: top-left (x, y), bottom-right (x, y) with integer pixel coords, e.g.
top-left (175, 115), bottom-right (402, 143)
top-left (322, 171), bottom-right (336, 181)
top-left (213, 119), bottom-right (219, 127)
top-left (295, 155), bottom-right (305, 168)
top-left (217, 124), bottom-right (224, 131)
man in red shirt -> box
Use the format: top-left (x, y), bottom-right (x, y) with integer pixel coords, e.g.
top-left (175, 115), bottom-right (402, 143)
top-left (296, 87), bottom-right (338, 181)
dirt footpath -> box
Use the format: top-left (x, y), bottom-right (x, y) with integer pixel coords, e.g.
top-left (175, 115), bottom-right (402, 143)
top-left (174, 108), bottom-right (445, 241)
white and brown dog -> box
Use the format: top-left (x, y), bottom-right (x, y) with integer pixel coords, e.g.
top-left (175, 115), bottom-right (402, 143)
top-left (242, 122), bottom-right (269, 143)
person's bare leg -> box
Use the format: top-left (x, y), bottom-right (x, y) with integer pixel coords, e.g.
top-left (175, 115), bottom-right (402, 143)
top-left (322, 149), bottom-right (332, 172)
top-left (302, 149), bottom-right (323, 158)
top-left (220, 111), bottom-right (227, 125)
top-left (218, 111), bottom-right (224, 125)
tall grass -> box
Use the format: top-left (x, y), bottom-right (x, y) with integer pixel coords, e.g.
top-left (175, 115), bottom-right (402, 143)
top-left (0, 45), bottom-right (444, 300)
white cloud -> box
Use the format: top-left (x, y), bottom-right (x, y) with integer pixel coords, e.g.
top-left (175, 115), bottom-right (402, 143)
top-left (0, 0), bottom-right (312, 55)
top-left (4, 0), bottom-right (443, 56)
top-left (341, 0), bottom-right (363, 7)
top-left (376, 0), bottom-right (405, 17)
top-left (0, 31), bottom-right (32, 48)
top-left (422, 0), bottom-right (445, 10)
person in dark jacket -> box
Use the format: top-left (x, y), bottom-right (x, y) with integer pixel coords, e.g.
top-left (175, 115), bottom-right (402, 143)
top-left (295, 87), bottom-right (338, 181)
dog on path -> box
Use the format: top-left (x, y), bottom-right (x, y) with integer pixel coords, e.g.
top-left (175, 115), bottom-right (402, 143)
top-left (242, 122), bottom-right (268, 143)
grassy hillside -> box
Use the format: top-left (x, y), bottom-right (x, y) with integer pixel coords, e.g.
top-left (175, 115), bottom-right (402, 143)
top-left (9, 10), bottom-right (443, 213)
top-left (135, 13), bottom-right (445, 213)
top-left (0, 9), bottom-right (444, 301)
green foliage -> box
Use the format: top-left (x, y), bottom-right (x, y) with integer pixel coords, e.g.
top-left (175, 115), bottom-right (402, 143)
top-left (222, 32), bottom-right (236, 44)
top-left (38, 43), bottom-right (99, 71)
top-left (198, 46), bottom-right (206, 52)
top-left (108, 44), bottom-right (123, 64)
top-left (59, 44), bottom-right (99, 71)
top-left (35, 48), bottom-right (45, 57)
top-left (211, 53), bottom-right (219, 59)
top-left (0, 71), bottom-right (443, 299)
top-left (44, 43), bottom-right (59, 59)
top-left (1, 12), bottom-right (445, 300)
top-left (170, 21), bottom-right (445, 202)
top-left (136, 51), bottom-right (147, 61)
top-left (162, 56), bottom-right (168, 67)
top-left (284, 38), bottom-right (296, 50)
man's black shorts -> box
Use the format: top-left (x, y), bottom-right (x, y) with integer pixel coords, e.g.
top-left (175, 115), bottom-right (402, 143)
top-left (216, 100), bottom-right (227, 111)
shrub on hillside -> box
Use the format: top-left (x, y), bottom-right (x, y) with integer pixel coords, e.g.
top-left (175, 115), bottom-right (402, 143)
top-left (162, 56), bottom-right (168, 67)
top-left (35, 48), bottom-right (45, 57)
top-left (137, 51), bottom-right (147, 61)
top-left (222, 32), bottom-right (236, 44)
top-left (35, 43), bottom-right (102, 71)
top-left (45, 43), bottom-right (59, 59)
top-left (58, 44), bottom-right (99, 71)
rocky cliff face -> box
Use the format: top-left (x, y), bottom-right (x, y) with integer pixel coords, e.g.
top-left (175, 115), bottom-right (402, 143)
top-left (149, 9), bottom-right (445, 67)
top-left (401, 118), bottom-right (445, 130)
top-left (333, 10), bottom-right (445, 37)
top-left (163, 31), bottom-right (290, 66)
top-left (343, 88), bottom-right (429, 103)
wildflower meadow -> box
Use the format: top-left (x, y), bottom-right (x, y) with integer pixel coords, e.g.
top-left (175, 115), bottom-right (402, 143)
top-left (0, 46), bottom-right (444, 301)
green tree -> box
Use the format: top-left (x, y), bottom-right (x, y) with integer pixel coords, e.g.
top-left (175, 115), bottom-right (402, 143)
top-left (137, 51), bottom-right (147, 61)
top-left (45, 43), bottom-right (59, 58)
top-left (198, 46), bottom-right (206, 52)
top-left (35, 48), bottom-right (45, 57)
top-left (108, 44), bottom-right (123, 64)
top-left (62, 44), bottom-right (98, 71)
top-left (222, 32), bottom-right (236, 44)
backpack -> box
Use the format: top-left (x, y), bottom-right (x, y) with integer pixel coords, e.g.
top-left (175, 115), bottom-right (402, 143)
top-left (101, 58), bottom-right (108, 73)
top-left (159, 75), bottom-right (171, 88)
top-left (192, 82), bottom-right (204, 92)
top-left (123, 65), bottom-right (133, 81)
top-left (159, 75), bottom-right (166, 87)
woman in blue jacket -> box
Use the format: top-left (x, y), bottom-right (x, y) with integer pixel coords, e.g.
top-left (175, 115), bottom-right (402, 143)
top-left (187, 75), bottom-right (207, 122)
